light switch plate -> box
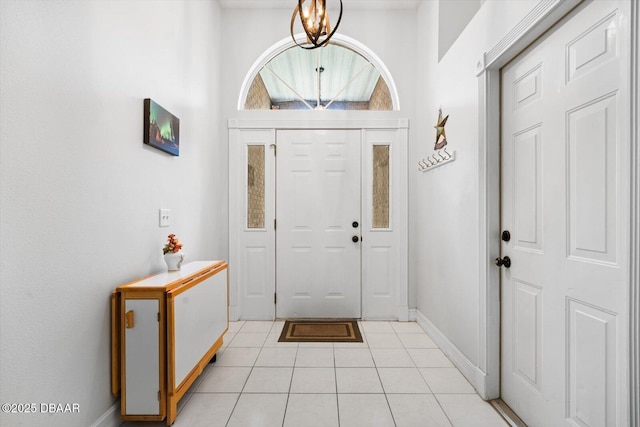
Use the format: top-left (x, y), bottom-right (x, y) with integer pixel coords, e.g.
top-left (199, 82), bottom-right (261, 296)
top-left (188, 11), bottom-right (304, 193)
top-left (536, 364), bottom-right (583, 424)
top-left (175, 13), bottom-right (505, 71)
top-left (159, 209), bottom-right (171, 227)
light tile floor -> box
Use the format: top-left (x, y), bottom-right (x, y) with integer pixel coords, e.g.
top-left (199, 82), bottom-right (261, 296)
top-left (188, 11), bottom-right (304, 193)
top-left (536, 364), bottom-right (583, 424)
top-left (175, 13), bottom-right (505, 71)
top-left (121, 321), bottom-right (508, 427)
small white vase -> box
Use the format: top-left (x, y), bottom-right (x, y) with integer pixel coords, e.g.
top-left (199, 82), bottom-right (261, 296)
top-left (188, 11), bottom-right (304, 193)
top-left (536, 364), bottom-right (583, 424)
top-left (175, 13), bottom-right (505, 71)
top-left (164, 251), bottom-right (185, 271)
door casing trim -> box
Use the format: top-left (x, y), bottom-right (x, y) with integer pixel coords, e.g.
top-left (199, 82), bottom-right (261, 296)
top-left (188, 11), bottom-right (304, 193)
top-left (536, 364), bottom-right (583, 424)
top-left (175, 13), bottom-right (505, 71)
top-left (629, 0), bottom-right (640, 424)
top-left (476, 1), bottom-right (584, 399)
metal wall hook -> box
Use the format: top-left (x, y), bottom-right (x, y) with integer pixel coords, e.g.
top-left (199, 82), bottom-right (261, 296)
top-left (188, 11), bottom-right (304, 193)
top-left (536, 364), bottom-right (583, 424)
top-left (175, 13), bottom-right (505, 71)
top-left (418, 149), bottom-right (456, 172)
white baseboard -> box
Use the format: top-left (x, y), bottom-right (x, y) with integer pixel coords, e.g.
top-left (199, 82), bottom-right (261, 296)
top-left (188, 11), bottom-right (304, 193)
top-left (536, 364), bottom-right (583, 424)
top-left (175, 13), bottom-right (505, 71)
top-left (408, 308), bottom-right (417, 321)
top-left (229, 305), bottom-right (239, 321)
top-left (89, 402), bottom-right (120, 427)
top-left (415, 309), bottom-right (489, 399)
top-left (239, 316), bottom-right (275, 321)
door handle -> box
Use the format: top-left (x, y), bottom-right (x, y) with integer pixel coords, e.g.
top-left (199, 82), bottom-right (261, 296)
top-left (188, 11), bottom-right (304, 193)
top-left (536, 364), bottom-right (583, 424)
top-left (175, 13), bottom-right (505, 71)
top-left (495, 256), bottom-right (511, 268)
top-left (352, 236), bottom-right (359, 243)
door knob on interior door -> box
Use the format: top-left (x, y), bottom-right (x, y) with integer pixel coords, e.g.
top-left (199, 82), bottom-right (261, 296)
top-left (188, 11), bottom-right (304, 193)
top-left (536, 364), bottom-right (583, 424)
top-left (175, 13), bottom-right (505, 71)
top-left (495, 256), bottom-right (511, 268)
top-left (352, 236), bottom-right (360, 243)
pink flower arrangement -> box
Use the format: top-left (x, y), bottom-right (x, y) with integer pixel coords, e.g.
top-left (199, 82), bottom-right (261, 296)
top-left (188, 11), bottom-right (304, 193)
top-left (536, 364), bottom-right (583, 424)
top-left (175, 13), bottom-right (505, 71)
top-left (163, 234), bottom-right (183, 254)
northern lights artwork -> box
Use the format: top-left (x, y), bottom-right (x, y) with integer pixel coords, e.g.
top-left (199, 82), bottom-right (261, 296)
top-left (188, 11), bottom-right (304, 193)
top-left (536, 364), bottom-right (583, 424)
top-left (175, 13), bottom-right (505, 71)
top-left (144, 98), bottom-right (180, 156)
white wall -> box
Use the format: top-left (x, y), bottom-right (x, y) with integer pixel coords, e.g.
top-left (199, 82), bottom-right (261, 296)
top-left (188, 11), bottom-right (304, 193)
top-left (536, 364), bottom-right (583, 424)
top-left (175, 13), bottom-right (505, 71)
top-left (0, 1), bottom-right (222, 426)
top-left (438, 0), bottom-right (482, 61)
top-left (415, 0), bottom-right (539, 368)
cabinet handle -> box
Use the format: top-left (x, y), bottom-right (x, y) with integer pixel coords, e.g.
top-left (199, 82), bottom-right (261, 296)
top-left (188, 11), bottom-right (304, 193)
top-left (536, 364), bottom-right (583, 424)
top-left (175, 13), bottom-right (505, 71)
top-left (125, 310), bottom-right (135, 329)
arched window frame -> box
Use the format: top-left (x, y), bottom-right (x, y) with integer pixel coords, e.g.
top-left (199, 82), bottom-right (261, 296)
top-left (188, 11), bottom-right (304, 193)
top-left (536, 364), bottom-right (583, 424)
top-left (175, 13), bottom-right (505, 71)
top-left (237, 33), bottom-right (400, 111)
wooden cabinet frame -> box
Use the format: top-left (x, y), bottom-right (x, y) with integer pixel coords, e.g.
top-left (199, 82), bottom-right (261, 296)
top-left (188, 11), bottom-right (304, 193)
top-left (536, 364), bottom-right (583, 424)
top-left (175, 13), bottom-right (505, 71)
top-left (111, 261), bottom-right (228, 425)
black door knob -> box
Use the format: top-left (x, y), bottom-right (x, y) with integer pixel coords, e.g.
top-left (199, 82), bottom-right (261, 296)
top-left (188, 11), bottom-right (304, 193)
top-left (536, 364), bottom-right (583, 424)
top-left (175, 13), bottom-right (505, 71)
top-left (352, 221), bottom-right (359, 228)
top-left (501, 230), bottom-right (511, 242)
top-left (352, 236), bottom-right (359, 243)
top-left (495, 256), bottom-right (511, 268)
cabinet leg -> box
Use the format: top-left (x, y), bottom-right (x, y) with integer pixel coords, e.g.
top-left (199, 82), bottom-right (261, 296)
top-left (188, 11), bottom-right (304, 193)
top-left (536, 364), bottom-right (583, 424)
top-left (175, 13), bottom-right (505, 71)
top-left (209, 353), bottom-right (217, 364)
top-left (167, 398), bottom-right (178, 426)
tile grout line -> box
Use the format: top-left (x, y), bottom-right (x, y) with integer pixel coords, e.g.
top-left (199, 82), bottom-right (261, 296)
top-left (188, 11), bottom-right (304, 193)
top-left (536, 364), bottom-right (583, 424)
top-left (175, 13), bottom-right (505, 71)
top-left (224, 323), bottom-right (265, 427)
top-left (333, 344), bottom-right (341, 427)
top-left (398, 320), bottom-right (455, 427)
top-left (368, 322), bottom-right (398, 426)
top-left (374, 348), bottom-right (398, 427)
top-left (280, 341), bottom-right (298, 427)
top-left (224, 350), bottom-right (256, 427)
top-left (432, 393), bottom-right (456, 427)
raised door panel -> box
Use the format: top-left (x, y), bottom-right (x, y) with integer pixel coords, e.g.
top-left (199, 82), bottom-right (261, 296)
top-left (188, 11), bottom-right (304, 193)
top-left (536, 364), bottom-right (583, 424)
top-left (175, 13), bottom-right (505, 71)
top-left (566, 12), bottom-right (619, 84)
top-left (243, 247), bottom-right (268, 298)
top-left (513, 63), bottom-right (543, 110)
top-left (512, 280), bottom-right (543, 393)
top-left (567, 94), bottom-right (618, 265)
top-left (567, 300), bottom-right (617, 427)
top-left (513, 125), bottom-right (543, 253)
top-left (369, 246), bottom-right (392, 297)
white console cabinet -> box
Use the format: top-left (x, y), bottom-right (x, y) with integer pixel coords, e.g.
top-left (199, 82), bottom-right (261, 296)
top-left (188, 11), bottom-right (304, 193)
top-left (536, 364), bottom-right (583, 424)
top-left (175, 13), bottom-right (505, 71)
top-left (111, 261), bottom-right (228, 425)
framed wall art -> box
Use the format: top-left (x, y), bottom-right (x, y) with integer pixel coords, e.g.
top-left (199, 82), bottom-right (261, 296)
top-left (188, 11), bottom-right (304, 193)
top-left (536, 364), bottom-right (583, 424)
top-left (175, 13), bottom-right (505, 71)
top-left (144, 98), bottom-right (180, 156)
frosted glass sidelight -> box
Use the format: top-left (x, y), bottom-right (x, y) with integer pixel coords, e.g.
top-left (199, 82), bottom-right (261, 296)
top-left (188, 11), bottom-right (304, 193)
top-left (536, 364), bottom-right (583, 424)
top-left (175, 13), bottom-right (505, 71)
top-left (372, 145), bottom-right (390, 229)
top-left (247, 145), bottom-right (265, 229)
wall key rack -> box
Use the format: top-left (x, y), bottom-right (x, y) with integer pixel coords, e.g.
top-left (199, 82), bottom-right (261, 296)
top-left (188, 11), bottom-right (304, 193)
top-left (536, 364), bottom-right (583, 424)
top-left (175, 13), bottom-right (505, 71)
top-left (418, 148), bottom-right (455, 172)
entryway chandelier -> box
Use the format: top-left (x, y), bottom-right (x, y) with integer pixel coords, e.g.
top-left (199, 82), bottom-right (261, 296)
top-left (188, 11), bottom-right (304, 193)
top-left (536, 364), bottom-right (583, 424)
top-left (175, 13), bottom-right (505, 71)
top-left (290, 0), bottom-right (343, 50)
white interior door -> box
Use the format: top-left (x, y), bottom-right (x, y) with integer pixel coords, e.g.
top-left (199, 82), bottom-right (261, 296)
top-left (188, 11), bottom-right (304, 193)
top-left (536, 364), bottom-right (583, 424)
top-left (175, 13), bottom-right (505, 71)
top-left (276, 129), bottom-right (361, 318)
top-left (500, 2), bottom-right (630, 426)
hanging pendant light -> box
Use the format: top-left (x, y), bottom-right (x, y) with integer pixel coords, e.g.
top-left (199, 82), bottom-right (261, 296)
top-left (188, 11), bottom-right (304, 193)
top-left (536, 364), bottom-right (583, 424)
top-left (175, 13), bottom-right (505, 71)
top-left (291, 0), bottom-right (343, 50)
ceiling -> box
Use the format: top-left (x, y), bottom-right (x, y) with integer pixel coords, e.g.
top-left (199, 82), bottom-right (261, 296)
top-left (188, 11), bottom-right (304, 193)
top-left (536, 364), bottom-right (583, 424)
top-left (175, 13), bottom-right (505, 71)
top-left (219, 0), bottom-right (421, 10)
top-left (259, 45), bottom-right (381, 107)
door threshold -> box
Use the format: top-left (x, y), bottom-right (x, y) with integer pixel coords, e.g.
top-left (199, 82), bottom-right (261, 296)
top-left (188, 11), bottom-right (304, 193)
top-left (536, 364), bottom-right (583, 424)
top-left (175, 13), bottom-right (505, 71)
top-left (489, 399), bottom-right (527, 427)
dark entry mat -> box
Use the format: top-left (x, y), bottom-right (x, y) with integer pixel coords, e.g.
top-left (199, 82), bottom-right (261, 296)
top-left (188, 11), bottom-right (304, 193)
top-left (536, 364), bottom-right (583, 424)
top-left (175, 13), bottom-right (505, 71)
top-left (278, 319), bottom-right (363, 343)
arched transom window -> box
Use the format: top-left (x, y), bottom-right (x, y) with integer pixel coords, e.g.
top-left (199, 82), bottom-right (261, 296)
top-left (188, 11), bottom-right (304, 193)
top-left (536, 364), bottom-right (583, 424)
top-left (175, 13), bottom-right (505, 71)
top-left (240, 35), bottom-right (398, 111)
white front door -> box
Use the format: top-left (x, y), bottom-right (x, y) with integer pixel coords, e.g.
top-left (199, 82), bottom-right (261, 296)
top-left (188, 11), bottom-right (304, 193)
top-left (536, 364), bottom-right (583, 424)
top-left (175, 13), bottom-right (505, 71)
top-left (500, 2), bottom-right (630, 426)
top-left (276, 129), bottom-right (361, 318)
